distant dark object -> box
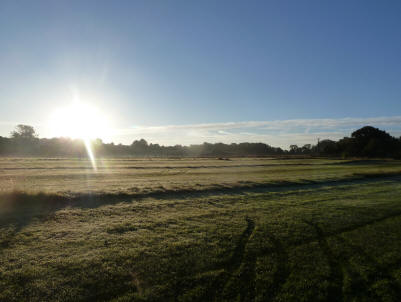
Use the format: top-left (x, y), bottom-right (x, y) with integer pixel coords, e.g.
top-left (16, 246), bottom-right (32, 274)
top-left (218, 157), bottom-right (231, 161)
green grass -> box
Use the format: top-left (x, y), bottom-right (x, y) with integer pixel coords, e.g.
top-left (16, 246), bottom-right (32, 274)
top-left (1, 158), bottom-right (401, 301)
top-left (1, 157), bottom-right (400, 195)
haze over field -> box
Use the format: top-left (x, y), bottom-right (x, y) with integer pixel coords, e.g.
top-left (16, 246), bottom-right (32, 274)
top-left (1, 1), bottom-right (401, 147)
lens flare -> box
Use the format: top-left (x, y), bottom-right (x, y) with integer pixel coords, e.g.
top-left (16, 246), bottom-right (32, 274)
top-left (48, 102), bottom-right (111, 171)
top-left (84, 139), bottom-right (97, 171)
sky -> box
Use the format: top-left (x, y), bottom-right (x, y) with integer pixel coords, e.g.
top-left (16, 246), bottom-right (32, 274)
top-left (1, 0), bottom-right (401, 148)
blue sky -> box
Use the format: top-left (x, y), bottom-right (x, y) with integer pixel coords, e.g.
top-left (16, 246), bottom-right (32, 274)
top-left (1, 0), bottom-right (401, 148)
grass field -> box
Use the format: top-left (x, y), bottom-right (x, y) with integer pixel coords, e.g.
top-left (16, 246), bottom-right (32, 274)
top-left (1, 157), bottom-right (401, 301)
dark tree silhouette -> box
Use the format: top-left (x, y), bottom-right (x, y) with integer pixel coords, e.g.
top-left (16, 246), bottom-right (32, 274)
top-left (11, 124), bottom-right (38, 140)
top-left (316, 139), bottom-right (338, 155)
top-left (350, 126), bottom-right (399, 157)
top-left (0, 124), bottom-right (400, 158)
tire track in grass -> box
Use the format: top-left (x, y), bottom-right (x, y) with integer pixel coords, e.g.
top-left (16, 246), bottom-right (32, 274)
top-left (304, 221), bottom-right (344, 302)
top-left (329, 236), bottom-right (377, 301)
top-left (199, 220), bottom-right (290, 302)
top-left (336, 235), bottom-right (401, 301)
top-left (236, 224), bottom-right (292, 302)
top-left (257, 233), bottom-right (290, 302)
top-left (304, 221), bottom-right (383, 301)
top-left (192, 211), bottom-right (401, 301)
top-left (269, 234), bottom-right (290, 301)
top-left (218, 217), bottom-right (255, 302)
top-left (200, 217), bottom-right (255, 302)
top-left (292, 211), bottom-right (401, 250)
top-left (238, 241), bottom-right (257, 302)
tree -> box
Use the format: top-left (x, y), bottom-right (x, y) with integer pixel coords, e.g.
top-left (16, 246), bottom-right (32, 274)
top-left (9, 125), bottom-right (39, 155)
top-left (289, 145), bottom-right (299, 154)
top-left (10, 124), bottom-right (38, 140)
top-left (131, 139), bottom-right (149, 155)
top-left (317, 139), bottom-right (337, 155)
top-left (351, 126), bottom-right (397, 157)
top-left (301, 144), bottom-right (312, 154)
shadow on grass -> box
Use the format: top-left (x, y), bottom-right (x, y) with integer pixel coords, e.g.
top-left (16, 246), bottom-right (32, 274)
top-left (1, 171), bottom-right (401, 225)
top-left (303, 219), bottom-right (401, 301)
top-left (1, 171), bottom-right (400, 254)
top-left (329, 159), bottom-right (395, 165)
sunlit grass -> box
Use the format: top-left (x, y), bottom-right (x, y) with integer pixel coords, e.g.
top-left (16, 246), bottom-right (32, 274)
top-left (1, 158), bottom-right (401, 301)
top-left (0, 157), bottom-right (400, 195)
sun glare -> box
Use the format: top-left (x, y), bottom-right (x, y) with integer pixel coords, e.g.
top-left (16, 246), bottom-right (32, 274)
top-left (48, 102), bottom-right (112, 171)
top-left (49, 103), bottom-right (111, 141)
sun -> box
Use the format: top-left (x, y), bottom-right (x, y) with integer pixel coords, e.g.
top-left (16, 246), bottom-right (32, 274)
top-left (49, 102), bottom-right (111, 141)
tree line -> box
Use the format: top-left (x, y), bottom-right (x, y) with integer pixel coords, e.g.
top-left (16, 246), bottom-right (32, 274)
top-left (0, 124), bottom-right (400, 158)
top-left (289, 126), bottom-right (401, 158)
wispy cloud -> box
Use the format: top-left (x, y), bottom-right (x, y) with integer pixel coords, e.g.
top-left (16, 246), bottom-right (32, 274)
top-left (119, 116), bottom-right (401, 132)
top-left (111, 116), bottom-right (401, 149)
